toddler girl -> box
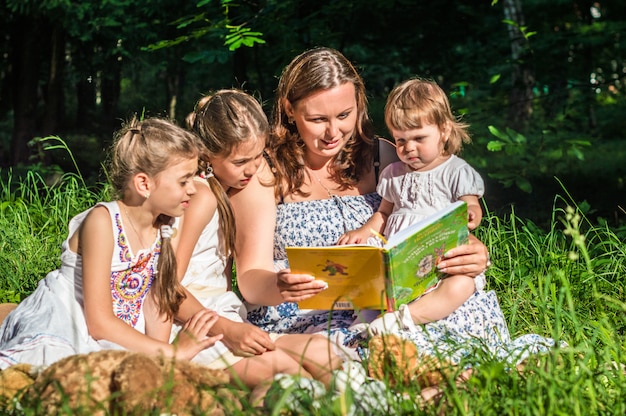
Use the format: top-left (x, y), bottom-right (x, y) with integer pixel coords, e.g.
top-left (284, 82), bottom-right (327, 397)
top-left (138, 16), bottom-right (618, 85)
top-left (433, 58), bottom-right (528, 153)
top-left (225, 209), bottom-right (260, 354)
top-left (339, 78), bottom-right (486, 332)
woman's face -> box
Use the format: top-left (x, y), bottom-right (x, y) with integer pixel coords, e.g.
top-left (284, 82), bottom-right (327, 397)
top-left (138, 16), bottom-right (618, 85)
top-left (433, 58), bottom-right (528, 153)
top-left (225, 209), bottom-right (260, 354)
top-left (286, 82), bottom-right (358, 164)
top-left (210, 137), bottom-right (265, 191)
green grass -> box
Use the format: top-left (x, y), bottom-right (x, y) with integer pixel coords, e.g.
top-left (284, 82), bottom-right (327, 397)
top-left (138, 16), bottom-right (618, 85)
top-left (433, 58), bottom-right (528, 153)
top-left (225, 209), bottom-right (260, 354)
top-left (0, 166), bottom-right (624, 415)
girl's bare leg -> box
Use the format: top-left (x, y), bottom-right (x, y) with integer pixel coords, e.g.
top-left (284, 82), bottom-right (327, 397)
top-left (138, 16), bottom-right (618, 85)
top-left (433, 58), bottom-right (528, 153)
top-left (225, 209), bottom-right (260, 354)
top-left (274, 334), bottom-right (343, 385)
top-left (229, 349), bottom-right (312, 406)
top-left (408, 275), bottom-right (476, 324)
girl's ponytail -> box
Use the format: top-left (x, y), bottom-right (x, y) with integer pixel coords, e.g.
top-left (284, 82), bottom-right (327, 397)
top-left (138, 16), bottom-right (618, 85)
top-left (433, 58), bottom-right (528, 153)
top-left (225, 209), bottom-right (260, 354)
top-left (202, 165), bottom-right (236, 257)
top-left (154, 217), bottom-right (186, 319)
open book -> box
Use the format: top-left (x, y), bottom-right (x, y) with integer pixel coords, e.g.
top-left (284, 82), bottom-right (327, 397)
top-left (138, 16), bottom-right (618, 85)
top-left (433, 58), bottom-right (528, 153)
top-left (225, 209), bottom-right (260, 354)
top-left (286, 201), bottom-right (469, 311)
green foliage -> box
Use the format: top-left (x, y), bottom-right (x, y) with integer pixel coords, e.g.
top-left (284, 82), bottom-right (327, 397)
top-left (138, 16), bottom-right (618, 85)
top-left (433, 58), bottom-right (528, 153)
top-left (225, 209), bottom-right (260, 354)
top-left (144, 0), bottom-right (265, 60)
top-left (0, 167), bottom-right (103, 302)
top-left (501, 18), bottom-right (537, 40)
top-left (224, 25), bottom-right (265, 51)
top-left (483, 125), bottom-right (591, 193)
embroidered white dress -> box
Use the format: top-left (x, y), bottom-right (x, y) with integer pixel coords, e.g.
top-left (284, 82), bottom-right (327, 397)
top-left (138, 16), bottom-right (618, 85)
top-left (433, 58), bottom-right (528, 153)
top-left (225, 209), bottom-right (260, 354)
top-left (0, 201), bottom-right (160, 369)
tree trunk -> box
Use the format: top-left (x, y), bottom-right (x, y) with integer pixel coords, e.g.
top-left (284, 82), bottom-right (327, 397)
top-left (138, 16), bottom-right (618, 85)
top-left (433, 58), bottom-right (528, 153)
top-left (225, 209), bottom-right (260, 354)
top-left (42, 24), bottom-right (66, 135)
top-left (75, 77), bottom-right (96, 130)
top-left (10, 15), bottom-right (46, 166)
top-left (502, 0), bottom-right (534, 131)
top-left (101, 57), bottom-right (121, 133)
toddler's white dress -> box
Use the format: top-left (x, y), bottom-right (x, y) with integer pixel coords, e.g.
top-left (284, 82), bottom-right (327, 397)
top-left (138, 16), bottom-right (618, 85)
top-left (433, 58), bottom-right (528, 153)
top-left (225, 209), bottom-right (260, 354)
top-left (378, 155), bottom-right (484, 237)
top-left (0, 201), bottom-right (159, 369)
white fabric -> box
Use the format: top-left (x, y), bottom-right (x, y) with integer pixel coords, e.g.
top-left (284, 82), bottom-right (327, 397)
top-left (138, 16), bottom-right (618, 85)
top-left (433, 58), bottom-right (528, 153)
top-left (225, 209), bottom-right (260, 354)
top-left (377, 155), bottom-right (484, 237)
top-left (0, 201), bottom-right (160, 369)
top-left (367, 304), bottom-right (416, 336)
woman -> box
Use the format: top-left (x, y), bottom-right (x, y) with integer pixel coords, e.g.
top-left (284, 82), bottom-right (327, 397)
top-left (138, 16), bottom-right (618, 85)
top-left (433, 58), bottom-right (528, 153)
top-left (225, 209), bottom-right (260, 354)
top-left (228, 47), bottom-right (492, 359)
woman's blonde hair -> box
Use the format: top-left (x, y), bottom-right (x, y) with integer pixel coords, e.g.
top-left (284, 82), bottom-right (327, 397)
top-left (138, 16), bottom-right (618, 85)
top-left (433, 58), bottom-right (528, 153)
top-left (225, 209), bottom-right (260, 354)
top-left (269, 47), bottom-right (376, 198)
top-left (187, 89), bottom-right (269, 256)
top-left (109, 116), bottom-right (202, 319)
top-left (385, 78), bottom-right (471, 155)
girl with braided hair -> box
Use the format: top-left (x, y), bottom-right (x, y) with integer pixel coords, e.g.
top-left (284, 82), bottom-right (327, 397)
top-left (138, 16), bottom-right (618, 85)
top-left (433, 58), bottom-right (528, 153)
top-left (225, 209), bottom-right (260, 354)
top-left (0, 116), bottom-right (221, 369)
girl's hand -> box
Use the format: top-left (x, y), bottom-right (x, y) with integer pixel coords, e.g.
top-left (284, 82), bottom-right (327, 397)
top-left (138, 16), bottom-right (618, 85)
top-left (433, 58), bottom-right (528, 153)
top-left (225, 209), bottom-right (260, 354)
top-left (436, 234), bottom-right (490, 277)
top-left (175, 309), bottom-right (223, 360)
top-left (467, 210), bottom-right (478, 230)
top-left (221, 321), bottom-right (276, 357)
top-left (277, 269), bottom-right (328, 303)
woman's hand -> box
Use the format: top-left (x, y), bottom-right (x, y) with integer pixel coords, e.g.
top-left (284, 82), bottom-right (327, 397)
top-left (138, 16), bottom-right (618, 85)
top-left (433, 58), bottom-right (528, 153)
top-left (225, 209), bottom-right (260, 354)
top-left (277, 268), bottom-right (328, 303)
top-left (436, 234), bottom-right (490, 278)
top-left (220, 321), bottom-right (276, 357)
top-left (175, 309), bottom-right (223, 361)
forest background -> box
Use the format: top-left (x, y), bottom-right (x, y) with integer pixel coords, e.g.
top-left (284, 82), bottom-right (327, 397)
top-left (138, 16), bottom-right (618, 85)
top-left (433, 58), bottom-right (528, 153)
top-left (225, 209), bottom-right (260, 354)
top-left (1, 0), bottom-right (625, 227)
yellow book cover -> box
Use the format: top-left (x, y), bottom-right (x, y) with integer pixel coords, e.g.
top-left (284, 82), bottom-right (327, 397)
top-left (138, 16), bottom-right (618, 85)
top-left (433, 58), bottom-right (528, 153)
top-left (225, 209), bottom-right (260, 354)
top-left (287, 201), bottom-right (468, 311)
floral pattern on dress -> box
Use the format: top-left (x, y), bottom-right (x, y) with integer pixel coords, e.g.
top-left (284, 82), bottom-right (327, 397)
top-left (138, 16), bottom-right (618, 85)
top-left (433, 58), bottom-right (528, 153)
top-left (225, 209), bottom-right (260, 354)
top-left (247, 193), bottom-right (381, 356)
top-left (110, 229), bottom-right (160, 327)
top-left (367, 290), bottom-right (563, 366)
top-left (115, 213), bottom-right (131, 262)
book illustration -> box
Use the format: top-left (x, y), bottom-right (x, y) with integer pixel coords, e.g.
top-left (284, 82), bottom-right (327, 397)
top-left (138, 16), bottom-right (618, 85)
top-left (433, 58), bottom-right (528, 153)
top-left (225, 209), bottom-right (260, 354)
top-left (319, 260), bottom-right (349, 276)
top-left (416, 254), bottom-right (434, 277)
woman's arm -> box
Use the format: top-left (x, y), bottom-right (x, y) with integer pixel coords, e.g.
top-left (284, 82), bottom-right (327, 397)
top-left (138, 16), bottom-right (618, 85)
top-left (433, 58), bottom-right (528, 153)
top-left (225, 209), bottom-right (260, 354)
top-left (436, 234), bottom-right (490, 277)
top-left (80, 206), bottom-right (219, 360)
top-left (228, 162), bottom-right (284, 305)
top-left (229, 161), bottom-right (328, 305)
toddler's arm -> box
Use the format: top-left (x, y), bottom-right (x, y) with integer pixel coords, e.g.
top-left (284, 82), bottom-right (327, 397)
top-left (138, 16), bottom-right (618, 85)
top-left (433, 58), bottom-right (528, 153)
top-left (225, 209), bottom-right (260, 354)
top-left (460, 195), bottom-right (482, 230)
top-left (336, 199), bottom-right (393, 245)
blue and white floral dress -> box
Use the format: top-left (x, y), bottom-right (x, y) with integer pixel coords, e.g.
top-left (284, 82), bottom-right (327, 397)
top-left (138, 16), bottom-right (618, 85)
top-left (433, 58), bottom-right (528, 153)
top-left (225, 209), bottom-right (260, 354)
top-left (246, 193), bottom-right (558, 364)
top-left (246, 194), bottom-right (381, 359)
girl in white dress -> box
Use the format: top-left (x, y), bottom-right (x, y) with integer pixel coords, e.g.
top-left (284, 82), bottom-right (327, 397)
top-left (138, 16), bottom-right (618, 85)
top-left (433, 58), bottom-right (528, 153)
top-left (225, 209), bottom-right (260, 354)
top-left (0, 117), bottom-right (222, 369)
top-left (180, 90), bottom-right (341, 396)
top-left (338, 77), bottom-right (486, 332)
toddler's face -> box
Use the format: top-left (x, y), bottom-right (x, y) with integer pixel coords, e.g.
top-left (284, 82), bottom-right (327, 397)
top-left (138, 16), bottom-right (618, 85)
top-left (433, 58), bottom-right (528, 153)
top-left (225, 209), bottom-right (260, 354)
top-left (390, 123), bottom-right (448, 172)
